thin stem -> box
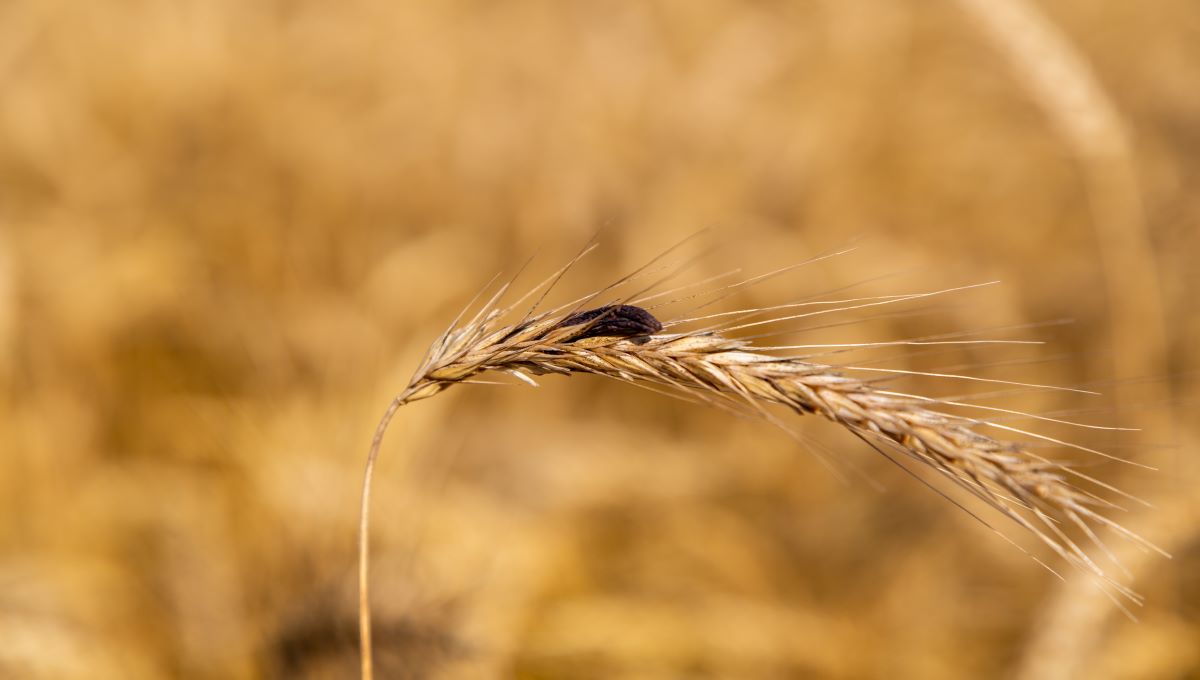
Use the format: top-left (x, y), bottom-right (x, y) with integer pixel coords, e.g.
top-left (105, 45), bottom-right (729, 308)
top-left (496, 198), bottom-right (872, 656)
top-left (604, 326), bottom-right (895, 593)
top-left (359, 392), bottom-right (409, 680)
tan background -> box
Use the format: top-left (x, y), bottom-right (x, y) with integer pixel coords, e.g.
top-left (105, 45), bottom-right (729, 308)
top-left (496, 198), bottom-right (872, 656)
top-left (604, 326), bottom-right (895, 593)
top-left (1, 1), bottom-right (1197, 678)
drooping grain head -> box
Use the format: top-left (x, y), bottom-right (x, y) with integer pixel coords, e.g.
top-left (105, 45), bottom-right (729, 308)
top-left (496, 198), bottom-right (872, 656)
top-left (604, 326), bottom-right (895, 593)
top-left (390, 255), bottom-right (1164, 612)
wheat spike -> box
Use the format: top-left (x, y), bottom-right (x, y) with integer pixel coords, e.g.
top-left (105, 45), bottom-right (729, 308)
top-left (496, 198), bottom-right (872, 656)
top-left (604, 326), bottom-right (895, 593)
top-left (357, 255), bottom-right (1162, 679)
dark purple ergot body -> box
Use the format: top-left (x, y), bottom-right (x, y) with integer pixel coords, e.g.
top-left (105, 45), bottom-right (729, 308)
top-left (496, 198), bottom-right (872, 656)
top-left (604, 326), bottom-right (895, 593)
top-left (558, 304), bottom-right (663, 341)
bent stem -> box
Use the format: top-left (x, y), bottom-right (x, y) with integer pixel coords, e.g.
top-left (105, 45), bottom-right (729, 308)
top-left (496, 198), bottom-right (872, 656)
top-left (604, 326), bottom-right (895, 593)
top-left (359, 389), bottom-right (416, 680)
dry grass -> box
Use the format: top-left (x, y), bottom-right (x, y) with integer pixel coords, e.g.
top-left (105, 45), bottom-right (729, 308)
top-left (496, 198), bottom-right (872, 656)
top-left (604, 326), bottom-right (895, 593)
top-left (3, 1), bottom-right (1199, 678)
top-left (358, 244), bottom-right (1166, 676)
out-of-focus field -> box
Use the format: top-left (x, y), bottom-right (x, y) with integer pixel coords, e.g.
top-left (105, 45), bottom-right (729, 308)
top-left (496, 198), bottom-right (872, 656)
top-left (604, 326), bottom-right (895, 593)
top-left (1, 2), bottom-right (1198, 678)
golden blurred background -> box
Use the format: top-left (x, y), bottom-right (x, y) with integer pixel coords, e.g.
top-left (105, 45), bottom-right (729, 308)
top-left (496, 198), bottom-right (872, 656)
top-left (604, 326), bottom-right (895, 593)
top-left (2, 1), bottom-right (1198, 678)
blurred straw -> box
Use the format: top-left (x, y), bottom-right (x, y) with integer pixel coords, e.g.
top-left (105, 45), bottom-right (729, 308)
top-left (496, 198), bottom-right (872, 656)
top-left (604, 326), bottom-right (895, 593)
top-left (954, 0), bottom-right (1168, 383)
top-left (953, 0), bottom-right (1178, 677)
